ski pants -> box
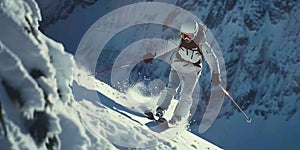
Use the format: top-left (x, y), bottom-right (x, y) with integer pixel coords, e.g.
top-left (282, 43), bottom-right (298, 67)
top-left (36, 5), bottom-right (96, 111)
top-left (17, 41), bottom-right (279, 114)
top-left (157, 55), bottom-right (202, 118)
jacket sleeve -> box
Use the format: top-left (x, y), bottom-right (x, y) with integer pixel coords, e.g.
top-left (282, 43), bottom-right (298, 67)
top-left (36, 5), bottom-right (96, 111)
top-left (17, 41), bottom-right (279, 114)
top-left (155, 38), bottom-right (180, 61)
top-left (202, 42), bottom-right (220, 75)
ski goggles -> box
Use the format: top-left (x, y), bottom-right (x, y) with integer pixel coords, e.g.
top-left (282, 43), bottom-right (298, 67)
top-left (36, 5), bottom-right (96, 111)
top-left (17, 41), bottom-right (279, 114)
top-left (181, 33), bottom-right (194, 41)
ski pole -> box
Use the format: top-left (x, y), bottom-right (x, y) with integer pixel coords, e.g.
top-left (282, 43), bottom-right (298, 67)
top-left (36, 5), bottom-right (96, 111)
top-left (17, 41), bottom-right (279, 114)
top-left (89, 54), bottom-right (156, 76)
top-left (218, 84), bottom-right (252, 123)
top-left (88, 62), bottom-right (138, 76)
top-left (90, 39), bottom-right (179, 76)
top-left (0, 102), bottom-right (7, 137)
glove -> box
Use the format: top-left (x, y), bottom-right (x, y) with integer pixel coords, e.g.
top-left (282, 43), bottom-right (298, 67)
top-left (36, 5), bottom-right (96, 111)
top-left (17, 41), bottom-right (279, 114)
top-left (212, 72), bottom-right (221, 86)
top-left (143, 53), bottom-right (155, 63)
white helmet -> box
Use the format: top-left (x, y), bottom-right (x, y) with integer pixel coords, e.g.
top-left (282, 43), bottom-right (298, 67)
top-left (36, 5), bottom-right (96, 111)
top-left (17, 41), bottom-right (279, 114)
top-left (180, 20), bottom-right (199, 41)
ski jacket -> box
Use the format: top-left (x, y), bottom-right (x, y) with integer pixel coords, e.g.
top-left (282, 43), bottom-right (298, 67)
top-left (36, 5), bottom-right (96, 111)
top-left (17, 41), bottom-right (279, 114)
top-left (155, 22), bottom-right (220, 75)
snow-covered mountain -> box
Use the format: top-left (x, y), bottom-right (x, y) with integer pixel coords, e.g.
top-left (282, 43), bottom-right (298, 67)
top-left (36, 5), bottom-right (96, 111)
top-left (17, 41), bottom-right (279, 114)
top-left (35, 0), bottom-right (97, 30)
top-left (36, 0), bottom-right (300, 149)
top-left (201, 0), bottom-right (300, 121)
top-left (0, 0), bottom-right (223, 149)
top-left (39, 0), bottom-right (300, 121)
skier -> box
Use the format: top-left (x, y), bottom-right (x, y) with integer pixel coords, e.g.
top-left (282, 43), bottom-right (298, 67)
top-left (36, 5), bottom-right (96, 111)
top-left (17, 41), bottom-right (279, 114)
top-left (144, 20), bottom-right (221, 126)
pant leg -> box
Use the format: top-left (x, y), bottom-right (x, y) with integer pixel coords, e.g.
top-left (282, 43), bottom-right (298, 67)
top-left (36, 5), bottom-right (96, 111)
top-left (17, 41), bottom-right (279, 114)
top-left (156, 68), bottom-right (180, 110)
top-left (173, 68), bottom-right (201, 118)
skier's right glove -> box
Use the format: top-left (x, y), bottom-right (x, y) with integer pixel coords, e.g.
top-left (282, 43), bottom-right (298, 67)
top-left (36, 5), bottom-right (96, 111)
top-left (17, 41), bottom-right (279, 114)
top-left (212, 72), bottom-right (221, 86)
top-left (143, 53), bottom-right (155, 63)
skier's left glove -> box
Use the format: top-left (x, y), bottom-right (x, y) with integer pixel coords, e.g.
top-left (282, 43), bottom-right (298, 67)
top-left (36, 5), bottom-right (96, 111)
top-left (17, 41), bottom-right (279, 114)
top-left (212, 72), bottom-right (221, 86)
top-left (143, 53), bottom-right (156, 63)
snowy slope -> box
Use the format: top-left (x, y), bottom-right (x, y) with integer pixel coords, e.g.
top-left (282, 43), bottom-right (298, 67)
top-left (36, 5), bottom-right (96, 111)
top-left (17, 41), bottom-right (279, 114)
top-left (37, 0), bottom-right (300, 149)
top-left (0, 0), bottom-right (223, 149)
top-left (0, 0), bottom-right (111, 149)
top-left (73, 67), bottom-right (223, 149)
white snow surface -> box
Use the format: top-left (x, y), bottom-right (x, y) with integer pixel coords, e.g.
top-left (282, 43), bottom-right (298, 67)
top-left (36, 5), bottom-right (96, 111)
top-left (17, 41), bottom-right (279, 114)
top-left (0, 0), bottom-right (222, 149)
top-left (35, 0), bottom-right (300, 149)
top-left (73, 67), bottom-right (222, 149)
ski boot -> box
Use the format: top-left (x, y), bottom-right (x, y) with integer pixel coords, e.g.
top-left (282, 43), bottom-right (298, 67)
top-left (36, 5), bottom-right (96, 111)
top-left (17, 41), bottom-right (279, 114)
top-left (155, 107), bottom-right (167, 122)
top-left (144, 109), bottom-right (155, 120)
top-left (155, 107), bottom-right (165, 118)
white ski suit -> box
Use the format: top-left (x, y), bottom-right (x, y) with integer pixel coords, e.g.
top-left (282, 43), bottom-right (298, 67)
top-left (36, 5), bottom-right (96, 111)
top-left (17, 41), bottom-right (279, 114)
top-left (157, 23), bottom-right (220, 119)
